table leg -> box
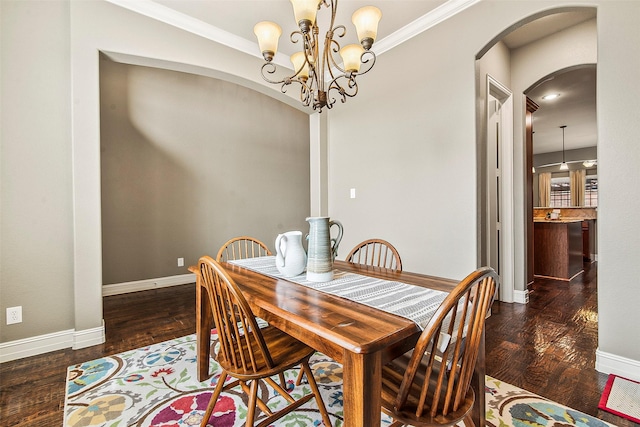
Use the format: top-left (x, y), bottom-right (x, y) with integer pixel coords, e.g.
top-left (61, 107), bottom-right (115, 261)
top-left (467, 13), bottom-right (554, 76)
top-left (342, 351), bottom-right (382, 427)
top-left (196, 281), bottom-right (213, 382)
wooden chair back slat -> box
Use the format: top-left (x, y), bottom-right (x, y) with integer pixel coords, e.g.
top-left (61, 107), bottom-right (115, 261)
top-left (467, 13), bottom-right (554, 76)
top-left (199, 256), bottom-right (273, 375)
top-left (346, 238), bottom-right (403, 271)
top-left (216, 236), bottom-right (272, 262)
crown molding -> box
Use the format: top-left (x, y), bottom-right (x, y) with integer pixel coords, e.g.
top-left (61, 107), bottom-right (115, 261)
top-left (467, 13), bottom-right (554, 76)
top-left (105, 0), bottom-right (261, 57)
top-left (373, 0), bottom-right (482, 55)
top-left (106, 0), bottom-right (480, 65)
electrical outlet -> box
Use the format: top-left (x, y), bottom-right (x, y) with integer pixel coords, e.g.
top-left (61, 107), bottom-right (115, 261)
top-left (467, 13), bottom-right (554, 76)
top-left (177, 257), bottom-right (184, 267)
top-left (6, 306), bottom-right (22, 325)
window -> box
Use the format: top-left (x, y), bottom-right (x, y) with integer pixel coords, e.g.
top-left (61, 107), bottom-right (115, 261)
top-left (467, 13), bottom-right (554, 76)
top-left (585, 175), bottom-right (598, 207)
top-left (549, 175), bottom-right (598, 207)
top-left (550, 177), bottom-right (570, 207)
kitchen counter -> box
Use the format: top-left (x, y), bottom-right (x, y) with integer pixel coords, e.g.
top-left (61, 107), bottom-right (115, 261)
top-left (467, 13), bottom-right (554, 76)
top-left (534, 219), bottom-right (583, 223)
top-left (534, 220), bottom-right (584, 281)
top-left (533, 207), bottom-right (597, 220)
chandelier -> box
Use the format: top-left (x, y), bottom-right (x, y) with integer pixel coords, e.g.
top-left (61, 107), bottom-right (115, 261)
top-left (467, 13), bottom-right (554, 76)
top-left (253, 0), bottom-right (382, 112)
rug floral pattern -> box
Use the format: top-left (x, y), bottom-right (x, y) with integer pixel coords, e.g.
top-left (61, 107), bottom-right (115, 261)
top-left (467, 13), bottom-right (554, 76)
top-left (64, 334), bottom-right (613, 427)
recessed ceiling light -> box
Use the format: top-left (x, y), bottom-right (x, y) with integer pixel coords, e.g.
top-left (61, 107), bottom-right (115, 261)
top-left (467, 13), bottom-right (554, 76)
top-left (542, 93), bottom-right (560, 100)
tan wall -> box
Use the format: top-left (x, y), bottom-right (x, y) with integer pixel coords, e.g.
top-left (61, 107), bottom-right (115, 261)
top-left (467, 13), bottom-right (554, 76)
top-left (100, 60), bottom-right (310, 284)
top-left (0, 0), bottom-right (75, 343)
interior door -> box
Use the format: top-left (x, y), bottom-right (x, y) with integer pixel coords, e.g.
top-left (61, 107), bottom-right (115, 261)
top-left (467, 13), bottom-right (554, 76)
top-left (487, 96), bottom-right (502, 298)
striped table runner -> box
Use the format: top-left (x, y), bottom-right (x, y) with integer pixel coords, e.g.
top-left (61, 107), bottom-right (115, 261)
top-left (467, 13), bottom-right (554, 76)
top-left (229, 256), bottom-right (448, 330)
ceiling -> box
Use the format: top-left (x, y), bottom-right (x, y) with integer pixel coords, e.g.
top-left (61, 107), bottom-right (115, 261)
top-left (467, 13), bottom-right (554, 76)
top-left (151, 0), bottom-right (450, 58)
top-left (527, 66), bottom-right (596, 155)
top-left (127, 1), bottom-right (598, 155)
top-left (504, 9), bottom-right (597, 155)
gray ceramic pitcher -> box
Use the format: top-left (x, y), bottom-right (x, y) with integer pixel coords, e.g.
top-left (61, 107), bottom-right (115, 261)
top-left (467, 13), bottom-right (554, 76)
top-left (305, 217), bottom-right (343, 282)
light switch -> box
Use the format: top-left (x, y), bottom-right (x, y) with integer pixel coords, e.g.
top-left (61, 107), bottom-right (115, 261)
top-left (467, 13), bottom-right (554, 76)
top-left (350, 188), bottom-right (356, 199)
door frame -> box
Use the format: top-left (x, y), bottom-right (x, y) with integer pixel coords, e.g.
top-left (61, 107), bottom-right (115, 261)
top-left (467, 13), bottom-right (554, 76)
top-left (487, 75), bottom-right (514, 303)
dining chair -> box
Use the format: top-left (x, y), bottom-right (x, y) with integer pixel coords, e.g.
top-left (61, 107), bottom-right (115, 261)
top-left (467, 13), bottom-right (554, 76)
top-left (380, 267), bottom-right (498, 427)
top-left (197, 256), bottom-right (333, 427)
top-left (216, 236), bottom-right (272, 262)
top-left (346, 238), bottom-right (403, 271)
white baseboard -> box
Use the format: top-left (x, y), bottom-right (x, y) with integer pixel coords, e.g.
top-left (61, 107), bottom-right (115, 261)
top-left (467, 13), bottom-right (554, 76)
top-left (73, 322), bottom-right (106, 350)
top-left (513, 289), bottom-right (529, 304)
top-left (596, 348), bottom-right (640, 382)
top-left (0, 322), bottom-right (106, 363)
top-left (102, 273), bottom-right (196, 296)
top-left (1, 275), bottom-right (195, 363)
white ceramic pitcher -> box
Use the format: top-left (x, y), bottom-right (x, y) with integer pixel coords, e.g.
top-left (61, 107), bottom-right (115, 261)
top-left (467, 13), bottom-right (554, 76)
top-left (306, 217), bottom-right (343, 282)
top-left (274, 231), bottom-right (307, 277)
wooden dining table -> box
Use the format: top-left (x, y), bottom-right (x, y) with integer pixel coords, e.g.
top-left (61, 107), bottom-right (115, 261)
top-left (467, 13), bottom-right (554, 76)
top-left (193, 260), bottom-right (486, 427)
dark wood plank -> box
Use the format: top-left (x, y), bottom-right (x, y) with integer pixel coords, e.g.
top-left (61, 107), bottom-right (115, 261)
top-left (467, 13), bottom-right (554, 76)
top-left (485, 261), bottom-right (634, 426)
top-left (222, 260), bottom-right (424, 361)
top-left (0, 284), bottom-right (196, 427)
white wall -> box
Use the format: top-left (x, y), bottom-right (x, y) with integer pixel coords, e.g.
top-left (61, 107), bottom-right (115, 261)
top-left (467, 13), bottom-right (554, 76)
top-left (595, 3), bottom-right (640, 375)
top-left (328, 15), bottom-right (479, 278)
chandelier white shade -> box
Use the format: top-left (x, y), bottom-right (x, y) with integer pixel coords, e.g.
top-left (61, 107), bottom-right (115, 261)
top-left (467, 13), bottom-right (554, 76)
top-left (352, 6), bottom-right (382, 48)
top-left (254, 0), bottom-right (382, 112)
top-left (253, 21), bottom-right (283, 58)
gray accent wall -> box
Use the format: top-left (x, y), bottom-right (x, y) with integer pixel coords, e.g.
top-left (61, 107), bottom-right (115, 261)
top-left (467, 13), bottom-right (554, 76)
top-left (100, 59), bottom-right (310, 284)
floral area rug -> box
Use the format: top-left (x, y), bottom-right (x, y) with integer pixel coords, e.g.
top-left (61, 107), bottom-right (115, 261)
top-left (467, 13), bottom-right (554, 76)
top-left (64, 333), bottom-right (615, 427)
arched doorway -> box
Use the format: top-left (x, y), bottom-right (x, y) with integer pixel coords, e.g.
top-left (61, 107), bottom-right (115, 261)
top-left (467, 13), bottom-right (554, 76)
top-left (475, 8), bottom-right (597, 302)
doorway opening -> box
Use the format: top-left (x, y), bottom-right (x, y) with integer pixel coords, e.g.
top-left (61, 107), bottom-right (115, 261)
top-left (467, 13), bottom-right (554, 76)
top-left (475, 7), bottom-right (597, 304)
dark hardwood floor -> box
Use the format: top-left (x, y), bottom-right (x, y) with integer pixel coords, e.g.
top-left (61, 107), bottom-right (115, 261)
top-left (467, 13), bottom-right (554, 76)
top-left (0, 284), bottom-right (197, 426)
top-left (0, 261), bottom-right (631, 426)
top-left (486, 261), bottom-right (631, 426)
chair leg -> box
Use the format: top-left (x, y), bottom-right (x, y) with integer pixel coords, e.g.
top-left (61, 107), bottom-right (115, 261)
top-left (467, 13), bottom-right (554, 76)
top-left (200, 372), bottom-right (227, 427)
top-left (239, 380), bottom-right (273, 416)
top-left (462, 413), bottom-right (476, 427)
top-left (295, 367), bottom-right (305, 385)
top-left (265, 377), bottom-right (296, 404)
top-left (245, 379), bottom-right (259, 427)
top-left (301, 361), bottom-right (332, 427)
top-left (279, 372), bottom-right (287, 389)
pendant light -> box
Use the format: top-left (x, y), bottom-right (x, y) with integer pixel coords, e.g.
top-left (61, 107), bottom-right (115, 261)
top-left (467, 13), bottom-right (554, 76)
top-left (559, 125), bottom-right (569, 170)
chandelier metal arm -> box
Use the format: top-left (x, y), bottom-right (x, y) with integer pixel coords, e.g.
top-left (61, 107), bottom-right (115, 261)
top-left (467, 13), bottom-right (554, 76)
top-left (325, 27), bottom-right (346, 78)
